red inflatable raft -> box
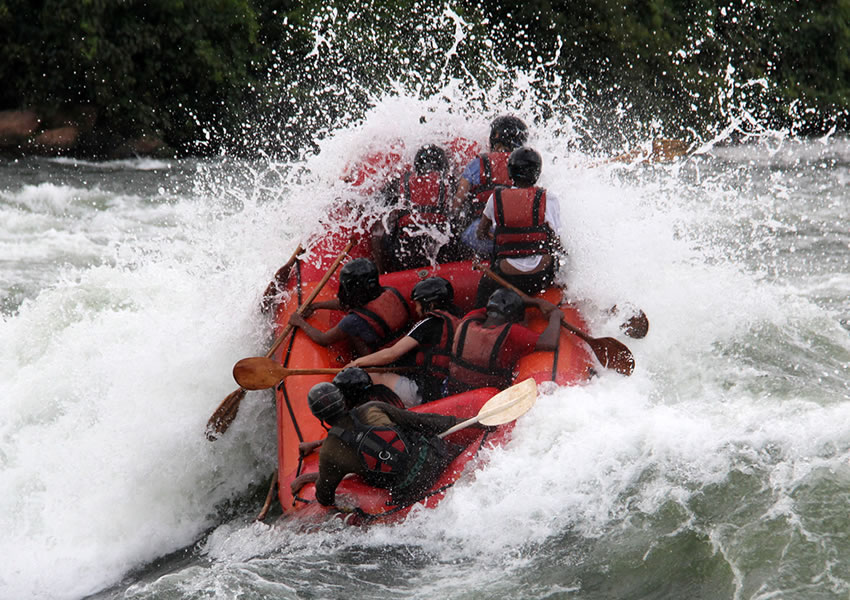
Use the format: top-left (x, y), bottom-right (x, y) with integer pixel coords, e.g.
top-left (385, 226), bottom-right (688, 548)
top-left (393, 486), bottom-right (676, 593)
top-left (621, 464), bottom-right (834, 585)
top-left (268, 237), bottom-right (594, 524)
top-left (259, 135), bottom-right (598, 523)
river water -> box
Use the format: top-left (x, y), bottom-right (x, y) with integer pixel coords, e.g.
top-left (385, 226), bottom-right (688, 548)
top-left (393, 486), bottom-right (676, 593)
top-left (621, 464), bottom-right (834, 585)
top-left (1, 100), bottom-right (850, 599)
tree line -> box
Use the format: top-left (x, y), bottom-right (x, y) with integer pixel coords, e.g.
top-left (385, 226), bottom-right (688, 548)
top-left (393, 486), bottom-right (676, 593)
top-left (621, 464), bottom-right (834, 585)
top-left (1, 0), bottom-right (846, 158)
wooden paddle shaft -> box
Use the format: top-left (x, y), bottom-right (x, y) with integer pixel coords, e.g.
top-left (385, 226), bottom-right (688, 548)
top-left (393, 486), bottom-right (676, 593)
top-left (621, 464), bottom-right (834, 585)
top-left (475, 263), bottom-right (588, 341)
top-left (232, 356), bottom-right (418, 391)
top-left (265, 239), bottom-right (354, 358)
top-left (278, 366), bottom-right (414, 376)
top-left (204, 239), bottom-right (355, 440)
top-left (473, 263), bottom-right (636, 376)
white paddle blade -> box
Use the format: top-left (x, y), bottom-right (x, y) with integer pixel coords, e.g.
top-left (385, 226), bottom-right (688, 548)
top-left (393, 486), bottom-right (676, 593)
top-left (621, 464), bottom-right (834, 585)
top-left (477, 377), bottom-right (538, 426)
top-left (438, 378), bottom-right (539, 438)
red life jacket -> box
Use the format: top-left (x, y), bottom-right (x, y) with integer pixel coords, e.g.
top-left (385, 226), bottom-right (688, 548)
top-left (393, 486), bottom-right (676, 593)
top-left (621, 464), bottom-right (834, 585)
top-left (330, 422), bottom-right (410, 475)
top-left (468, 152), bottom-right (513, 216)
top-left (449, 314), bottom-right (515, 389)
top-left (413, 309), bottom-right (460, 379)
top-left (395, 170), bottom-right (449, 233)
top-left (329, 422), bottom-right (412, 489)
top-left (350, 287), bottom-right (411, 346)
top-left (329, 411), bottom-right (431, 493)
top-left (492, 186), bottom-right (552, 258)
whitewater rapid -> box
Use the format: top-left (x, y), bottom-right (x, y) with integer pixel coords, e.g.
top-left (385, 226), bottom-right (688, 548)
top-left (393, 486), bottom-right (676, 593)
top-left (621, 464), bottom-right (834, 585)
top-left (1, 104), bottom-right (849, 599)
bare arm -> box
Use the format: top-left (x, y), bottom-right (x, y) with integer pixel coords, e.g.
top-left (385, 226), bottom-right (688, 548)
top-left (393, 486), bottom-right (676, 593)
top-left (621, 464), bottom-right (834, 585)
top-left (528, 297), bottom-right (557, 317)
top-left (299, 439), bottom-right (324, 456)
top-left (476, 214), bottom-right (494, 240)
top-left (370, 219), bottom-right (387, 273)
top-left (348, 335), bottom-right (420, 368)
top-left (451, 177), bottom-right (472, 214)
top-left (374, 402), bottom-right (460, 435)
top-left (289, 313), bottom-right (350, 347)
top-left (300, 298), bottom-right (343, 319)
top-left (533, 299), bottom-right (562, 352)
top-left (260, 250), bottom-right (302, 313)
top-left (314, 439), bottom-right (359, 506)
top-left (290, 471), bottom-right (319, 495)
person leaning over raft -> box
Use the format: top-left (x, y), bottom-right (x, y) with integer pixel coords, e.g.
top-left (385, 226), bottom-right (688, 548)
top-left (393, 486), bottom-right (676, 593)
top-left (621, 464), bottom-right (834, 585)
top-left (447, 288), bottom-right (562, 395)
top-left (347, 276), bottom-right (461, 406)
top-left (332, 366), bottom-right (405, 409)
top-left (288, 257), bottom-right (411, 356)
top-left (294, 367), bottom-right (405, 458)
top-left (473, 146), bottom-right (562, 307)
top-left (450, 115), bottom-right (529, 259)
top-left (291, 382), bottom-right (486, 507)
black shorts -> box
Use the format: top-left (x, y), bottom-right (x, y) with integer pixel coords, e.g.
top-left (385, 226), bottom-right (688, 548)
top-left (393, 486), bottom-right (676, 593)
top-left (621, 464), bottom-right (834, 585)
top-left (474, 257), bottom-right (557, 307)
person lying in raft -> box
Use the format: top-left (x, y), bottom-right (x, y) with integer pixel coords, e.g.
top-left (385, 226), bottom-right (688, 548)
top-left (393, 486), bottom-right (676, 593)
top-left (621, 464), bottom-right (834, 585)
top-left (449, 115), bottom-right (529, 259)
top-left (332, 366), bottom-right (405, 409)
top-left (371, 144), bottom-right (455, 273)
top-left (290, 381), bottom-right (481, 508)
top-left (295, 367), bottom-right (405, 458)
top-left (446, 288), bottom-right (562, 395)
top-left (473, 146), bottom-right (562, 307)
top-left (346, 276), bottom-right (461, 407)
top-left (288, 257), bottom-right (411, 356)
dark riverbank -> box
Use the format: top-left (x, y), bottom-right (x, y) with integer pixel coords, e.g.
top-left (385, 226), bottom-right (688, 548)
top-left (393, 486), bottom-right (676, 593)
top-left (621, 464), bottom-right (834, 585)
top-left (3, 2), bottom-right (849, 162)
top-left (0, 108), bottom-right (172, 160)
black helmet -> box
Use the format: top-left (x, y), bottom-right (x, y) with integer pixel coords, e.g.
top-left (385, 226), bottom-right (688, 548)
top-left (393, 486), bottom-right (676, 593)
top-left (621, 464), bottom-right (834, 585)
top-left (489, 115), bottom-right (528, 150)
top-left (332, 367), bottom-right (372, 403)
top-left (307, 382), bottom-right (346, 422)
top-left (338, 258), bottom-right (381, 308)
top-left (411, 276), bottom-right (454, 308)
top-left (507, 147), bottom-right (542, 186)
top-left (486, 288), bottom-right (525, 322)
top-left (414, 144), bottom-right (448, 175)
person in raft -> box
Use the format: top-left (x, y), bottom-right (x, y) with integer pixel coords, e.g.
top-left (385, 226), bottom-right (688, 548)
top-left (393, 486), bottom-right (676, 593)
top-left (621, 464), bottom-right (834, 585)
top-left (449, 115), bottom-right (529, 258)
top-left (446, 288), bottom-right (562, 395)
top-left (473, 146), bottom-right (562, 307)
top-left (346, 276), bottom-right (461, 406)
top-left (371, 144), bottom-right (455, 273)
top-left (288, 257), bottom-right (412, 356)
top-left (295, 366), bottom-right (405, 458)
top-left (290, 381), bottom-right (479, 508)
top-left (332, 366), bottom-right (405, 409)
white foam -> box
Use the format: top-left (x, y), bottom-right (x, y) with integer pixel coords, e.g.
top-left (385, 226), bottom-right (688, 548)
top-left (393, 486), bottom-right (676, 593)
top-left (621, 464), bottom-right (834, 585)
top-left (49, 157), bottom-right (174, 171)
top-left (2, 85), bottom-right (849, 600)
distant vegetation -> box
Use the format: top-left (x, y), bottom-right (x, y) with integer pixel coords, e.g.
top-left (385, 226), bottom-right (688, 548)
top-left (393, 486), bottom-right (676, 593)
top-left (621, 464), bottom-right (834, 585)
top-left (0, 0), bottom-right (846, 157)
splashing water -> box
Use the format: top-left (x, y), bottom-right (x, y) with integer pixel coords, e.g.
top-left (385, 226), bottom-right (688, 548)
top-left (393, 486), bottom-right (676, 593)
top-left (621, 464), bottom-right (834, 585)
top-left (2, 4), bottom-right (850, 600)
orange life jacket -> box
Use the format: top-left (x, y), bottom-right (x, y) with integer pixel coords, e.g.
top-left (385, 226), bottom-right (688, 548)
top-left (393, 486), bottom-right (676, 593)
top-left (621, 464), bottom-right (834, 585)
top-left (449, 314), bottom-right (514, 389)
top-left (350, 287), bottom-right (411, 346)
top-left (413, 309), bottom-right (460, 379)
top-left (492, 186), bottom-right (552, 258)
top-left (467, 152), bottom-right (513, 217)
top-left (395, 170), bottom-right (449, 234)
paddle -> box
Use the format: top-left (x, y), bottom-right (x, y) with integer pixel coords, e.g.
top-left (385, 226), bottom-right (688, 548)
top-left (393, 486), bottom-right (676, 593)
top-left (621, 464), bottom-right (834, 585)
top-left (473, 264), bottom-right (635, 376)
top-left (205, 240), bottom-right (355, 440)
top-left (610, 304), bottom-right (650, 339)
top-left (255, 470), bottom-right (279, 522)
top-left (588, 138), bottom-right (689, 167)
top-left (438, 377), bottom-right (538, 438)
top-left (260, 243), bottom-right (304, 313)
top-left (232, 356), bottom-right (414, 391)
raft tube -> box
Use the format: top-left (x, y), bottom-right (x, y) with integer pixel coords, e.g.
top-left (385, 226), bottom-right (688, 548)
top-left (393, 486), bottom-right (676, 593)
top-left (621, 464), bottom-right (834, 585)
top-left (269, 247), bottom-right (594, 523)
top-left (267, 135), bottom-right (590, 523)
